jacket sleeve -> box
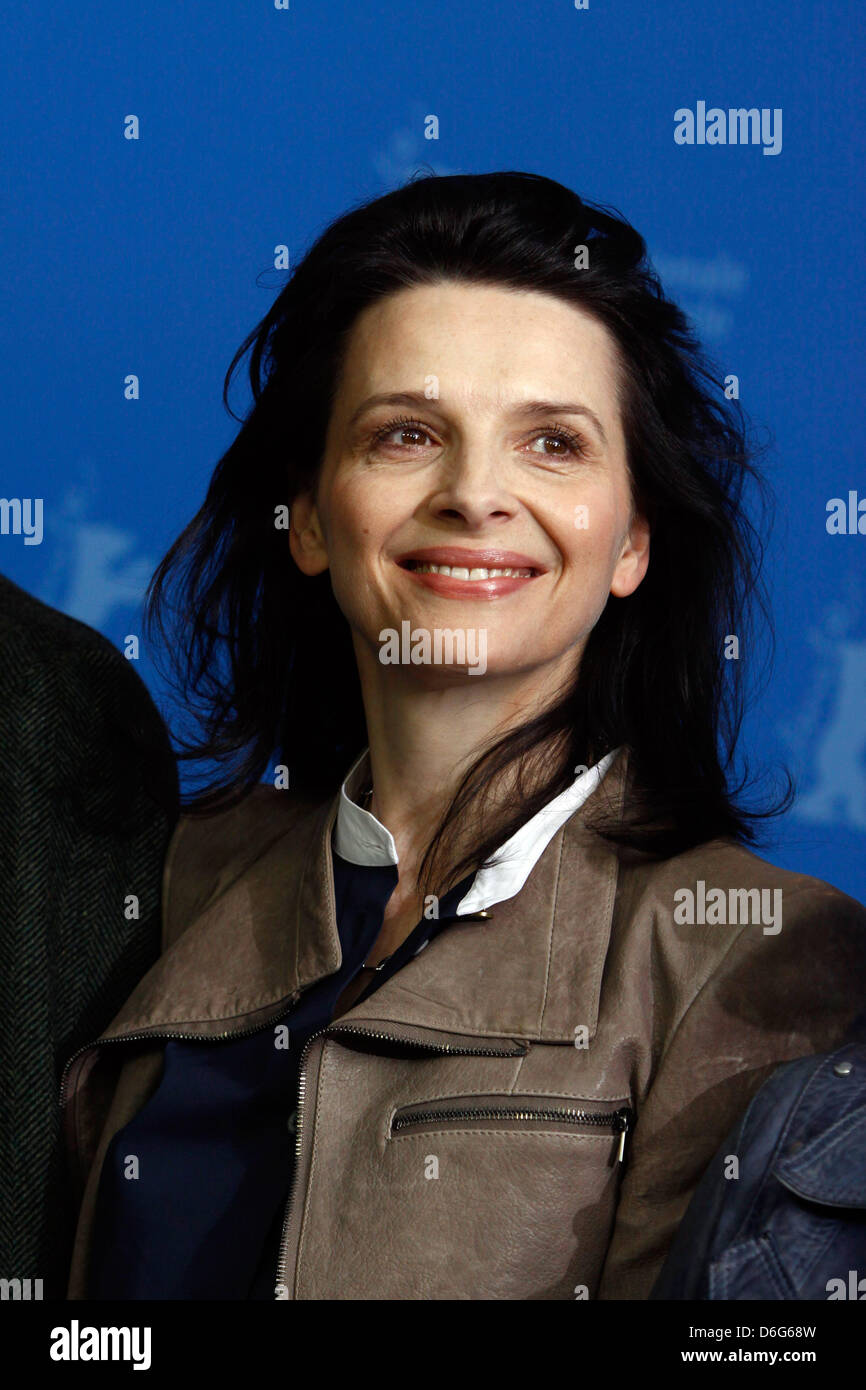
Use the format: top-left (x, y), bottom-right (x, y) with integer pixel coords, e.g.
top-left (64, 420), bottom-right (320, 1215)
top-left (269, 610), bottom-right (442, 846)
top-left (595, 882), bottom-right (866, 1299)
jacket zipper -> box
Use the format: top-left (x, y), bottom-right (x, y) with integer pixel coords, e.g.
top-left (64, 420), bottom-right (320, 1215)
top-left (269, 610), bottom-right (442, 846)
top-left (58, 1009), bottom-right (301, 1106)
top-left (392, 1103), bottom-right (634, 1161)
top-left (62, 1017), bottom-right (608, 1301)
top-left (273, 1023), bottom-right (527, 1299)
top-left (57, 1002), bottom-right (302, 1193)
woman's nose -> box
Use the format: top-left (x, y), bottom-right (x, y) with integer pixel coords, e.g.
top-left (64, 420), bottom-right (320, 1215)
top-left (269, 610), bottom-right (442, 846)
top-left (426, 450), bottom-right (518, 528)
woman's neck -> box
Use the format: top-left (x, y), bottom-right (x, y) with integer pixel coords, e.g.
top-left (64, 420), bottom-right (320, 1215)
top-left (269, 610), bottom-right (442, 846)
top-left (354, 639), bottom-right (577, 887)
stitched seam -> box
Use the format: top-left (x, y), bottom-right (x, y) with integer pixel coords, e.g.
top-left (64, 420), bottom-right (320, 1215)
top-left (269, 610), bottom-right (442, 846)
top-left (780, 1103), bottom-right (866, 1201)
top-left (593, 845), bottom-right (620, 1022)
top-left (313, 800), bottom-right (340, 980)
top-left (787, 1103), bottom-right (866, 1170)
top-left (759, 1230), bottom-right (799, 1298)
top-left (108, 998), bottom-right (295, 1035)
top-left (727, 1079), bottom-right (805, 1240)
top-left (654, 919), bottom-right (753, 1068)
top-left (507, 1052), bottom-right (527, 1094)
top-left (295, 1038), bottom-right (329, 1298)
top-left (394, 1084), bottom-right (631, 1106)
top-left (538, 830), bottom-right (565, 1036)
top-left (559, 746), bottom-right (627, 1039)
top-left (392, 1087), bottom-right (631, 1107)
top-left (388, 1130), bottom-right (618, 1143)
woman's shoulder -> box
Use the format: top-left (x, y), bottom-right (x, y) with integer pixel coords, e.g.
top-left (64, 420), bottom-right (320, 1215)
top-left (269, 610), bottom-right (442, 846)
top-left (160, 784), bottom-right (330, 950)
top-left (616, 833), bottom-right (866, 998)
top-left (624, 834), bottom-right (865, 915)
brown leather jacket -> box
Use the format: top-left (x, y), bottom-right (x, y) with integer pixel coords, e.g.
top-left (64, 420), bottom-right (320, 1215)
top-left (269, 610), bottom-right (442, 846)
top-left (61, 748), bottom-right (866, 1299)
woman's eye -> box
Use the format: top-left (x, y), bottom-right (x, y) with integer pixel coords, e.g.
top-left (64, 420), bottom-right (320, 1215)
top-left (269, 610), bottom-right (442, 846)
top-left (386, 428), bottom-right (427, 447)
top-left (368, 420), bottom-right (589, 458)
top-left (527, 431), bottom-right (587, 458)
top-left (370, 418), bottom-right (433, 450)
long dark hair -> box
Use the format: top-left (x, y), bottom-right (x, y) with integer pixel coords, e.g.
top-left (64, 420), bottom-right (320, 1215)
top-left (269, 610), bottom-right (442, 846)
top-left (146, 169), bottom-right (792, 894)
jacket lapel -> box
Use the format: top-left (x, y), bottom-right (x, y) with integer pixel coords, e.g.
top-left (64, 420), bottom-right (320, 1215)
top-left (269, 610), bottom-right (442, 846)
top-left (93, 748), bottom-right (630, 1047)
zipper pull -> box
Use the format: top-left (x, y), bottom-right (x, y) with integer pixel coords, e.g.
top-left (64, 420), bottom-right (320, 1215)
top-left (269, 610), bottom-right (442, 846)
top-left (614, 1107), bottom-right (633, 1164)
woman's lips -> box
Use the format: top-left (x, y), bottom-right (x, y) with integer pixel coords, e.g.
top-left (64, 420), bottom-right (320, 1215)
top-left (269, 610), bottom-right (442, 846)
top-left (397, 553), bottom-right (544, 599)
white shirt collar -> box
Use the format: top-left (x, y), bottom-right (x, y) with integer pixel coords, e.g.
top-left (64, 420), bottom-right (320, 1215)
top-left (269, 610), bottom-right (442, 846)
top-left (334, 746), bottom-right (620, 916)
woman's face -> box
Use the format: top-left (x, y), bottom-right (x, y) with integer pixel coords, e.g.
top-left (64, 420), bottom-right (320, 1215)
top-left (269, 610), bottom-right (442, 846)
top-left (289, 280), bottom-right (650, 687)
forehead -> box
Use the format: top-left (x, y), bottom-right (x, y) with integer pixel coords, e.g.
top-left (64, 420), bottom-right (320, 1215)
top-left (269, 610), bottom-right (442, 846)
top-left (332, 281), bottom-right (625, 424)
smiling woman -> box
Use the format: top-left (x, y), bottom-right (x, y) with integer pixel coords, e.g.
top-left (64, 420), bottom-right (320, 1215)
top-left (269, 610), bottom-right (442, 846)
top-left (61, 171), bottom-right (866, 1302)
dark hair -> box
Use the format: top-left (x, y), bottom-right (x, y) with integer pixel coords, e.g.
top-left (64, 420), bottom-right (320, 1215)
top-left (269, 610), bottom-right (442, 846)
top-left (146, 169), bottom-right (792, 894)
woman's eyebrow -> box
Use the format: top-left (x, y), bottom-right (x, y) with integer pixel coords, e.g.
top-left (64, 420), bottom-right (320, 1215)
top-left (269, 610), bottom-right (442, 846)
top-left (347, 391), bottom-right (607, 444)
top-left (347, 391), bottom-right (434, 428)
top-left (511, 399), bottom-right (607, 445)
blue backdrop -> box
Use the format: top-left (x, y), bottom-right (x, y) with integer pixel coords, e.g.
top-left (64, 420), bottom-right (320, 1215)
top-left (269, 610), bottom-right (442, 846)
top-left (3, 1), bottom-right (864, 899)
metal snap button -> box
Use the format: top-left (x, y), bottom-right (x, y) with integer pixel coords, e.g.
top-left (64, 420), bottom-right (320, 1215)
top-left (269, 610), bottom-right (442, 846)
top-left (833, 1060), bottom-right (853, 1076)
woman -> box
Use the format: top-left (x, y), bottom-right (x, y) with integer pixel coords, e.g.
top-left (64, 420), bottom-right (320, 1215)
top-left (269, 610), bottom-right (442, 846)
top-left (61, 171), bottom-right (866, 1301)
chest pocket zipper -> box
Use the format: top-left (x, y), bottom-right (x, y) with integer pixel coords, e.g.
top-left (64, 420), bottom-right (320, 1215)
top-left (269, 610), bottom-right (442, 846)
top-left (390, 1097), bottom-right (634, 1163)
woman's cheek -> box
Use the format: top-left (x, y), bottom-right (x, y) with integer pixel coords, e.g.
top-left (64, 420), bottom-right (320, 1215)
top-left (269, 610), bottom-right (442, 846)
top-left (326, 539), bottom-right (391, 642)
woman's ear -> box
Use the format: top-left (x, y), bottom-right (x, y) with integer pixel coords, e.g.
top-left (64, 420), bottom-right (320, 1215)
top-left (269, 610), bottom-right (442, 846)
top-left (288, 492), bottom-right (330, 576)
top-left (609, 510), bottom-right (651, 598)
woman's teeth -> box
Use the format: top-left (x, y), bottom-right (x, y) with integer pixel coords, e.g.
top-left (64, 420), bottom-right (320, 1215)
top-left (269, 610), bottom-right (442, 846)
top-left (408, 563), bottom-right (534, 580)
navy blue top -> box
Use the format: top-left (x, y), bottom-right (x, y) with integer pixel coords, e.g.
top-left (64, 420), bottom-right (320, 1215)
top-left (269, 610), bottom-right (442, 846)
top-left (88, 847), bottom-right (474, 1300)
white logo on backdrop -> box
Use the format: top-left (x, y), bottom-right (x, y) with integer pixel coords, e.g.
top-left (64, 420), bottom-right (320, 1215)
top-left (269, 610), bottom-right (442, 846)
top-left (651, 252), bottom-right (747, 341)
top-left (778, 601), bottom-right (866, 829)
top-left (36, 480), bottom-right (153, 631)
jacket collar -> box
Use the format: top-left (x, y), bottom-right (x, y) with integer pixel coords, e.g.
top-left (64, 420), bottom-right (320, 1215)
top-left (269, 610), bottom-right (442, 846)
top-left (335, 745), bottom-right (622, 918)
top-left (95, 746), bottom-right (631, 1047)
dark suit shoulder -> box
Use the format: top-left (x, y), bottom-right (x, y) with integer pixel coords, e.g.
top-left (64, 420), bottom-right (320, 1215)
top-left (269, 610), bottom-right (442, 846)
top-left (0, 572), bottom-right (131, 671)
top-left (0, 572), bottom-right (166, 732)
top-left (0, 574), bottom-right (177, 816)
